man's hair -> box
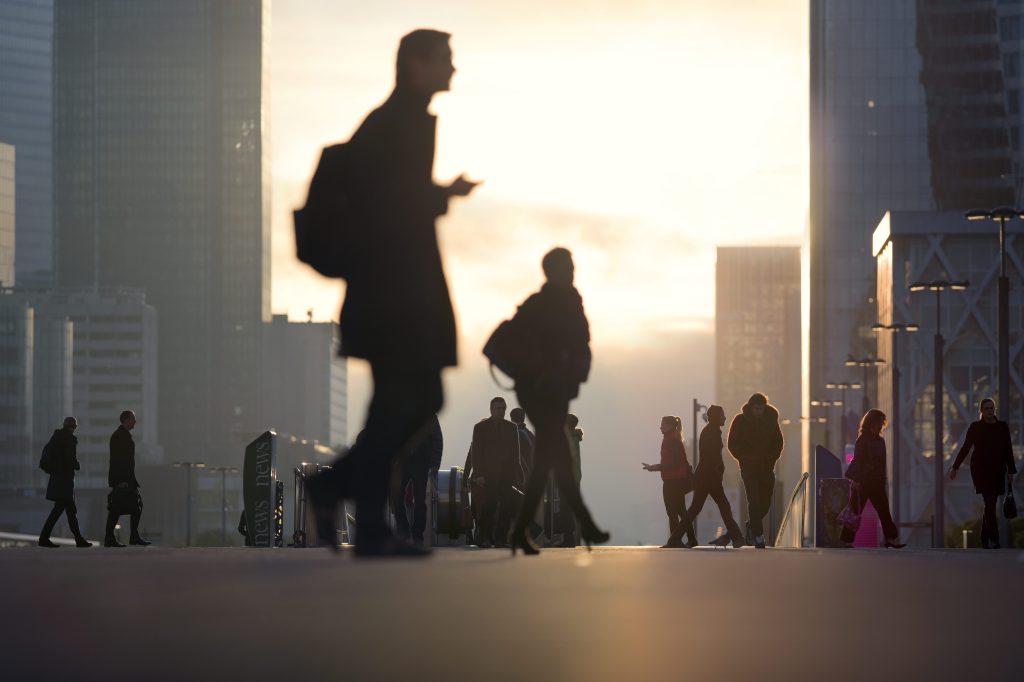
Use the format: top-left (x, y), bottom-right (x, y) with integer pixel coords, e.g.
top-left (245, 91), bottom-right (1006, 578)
top-left (119, 410), bottom-right (135, 424)
top-left (747, 393), bottom-right (768, 407)
top-left (396, 29), bottom-right (451, 86)
top-left (63, 417), bottom-right (76, 427)
top-left (509, 407), bottom-right (525, 422)
top-left (566, 413), bottom-right (579, 428)
top-left (490, 396), bottom-right (506, 407)
top-left (707, 405), bottom-right (725, 423)
top-left (542, 247), bottom-right (573, 279)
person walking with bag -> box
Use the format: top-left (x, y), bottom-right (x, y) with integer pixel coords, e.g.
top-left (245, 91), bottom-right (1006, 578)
top-left (38, 417), bottom-right (92, 548)
top-left (643, 416), bottom-right (697, 548)
top-left (665, 405), bottom-right (744, 548)
top-left (104, 410), bottom-right (150, 547)
top-left (491, 248), bottom-right (609, 555)
top-left (948, 398), bottom-right (1017, 549)
top-left (840, 409), bottom-right (905, 548)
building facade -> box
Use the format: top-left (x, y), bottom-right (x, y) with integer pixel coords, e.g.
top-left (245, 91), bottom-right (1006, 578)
top-left (53, 0), bottom-right (272, 466)
top-left (262, 315), bottom-right (347, 449)
top-left (809, 0), bottom-right (1024, 476)
top-left (874, 211), bottom-right (1022, 545)
top-left (0, 298), bottom-right (33, 490)
top-left (0, 141), bottom-right (13, 287)
top-left (0, 0), bottom-right (54, 287)
top-left (715, 246), bottom-right (802, 525)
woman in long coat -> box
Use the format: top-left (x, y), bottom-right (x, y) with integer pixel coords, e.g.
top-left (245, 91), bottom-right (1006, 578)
top-left (38, 417), bottom-right (92, 548)
top-left (948, 398), bottom-right (1017, 549)
top-left (841, 409), bottom-right (905, 548)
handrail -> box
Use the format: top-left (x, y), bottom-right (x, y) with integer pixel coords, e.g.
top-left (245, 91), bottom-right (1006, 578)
top-left (774, 472), bottom-right (810, 548)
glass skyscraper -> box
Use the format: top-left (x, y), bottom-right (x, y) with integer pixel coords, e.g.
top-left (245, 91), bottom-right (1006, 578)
top-left (54, 0), bottom-right (271, 465)
top-left (0, 0), bottom-right (54, 287)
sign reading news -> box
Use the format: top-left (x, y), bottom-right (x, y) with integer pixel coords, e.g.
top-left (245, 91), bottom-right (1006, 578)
top-left (243, 430), bottom-right (277, 547)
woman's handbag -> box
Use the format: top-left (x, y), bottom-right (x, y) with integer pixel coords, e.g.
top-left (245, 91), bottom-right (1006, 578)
top-left (1003, 479), bottom-right (1017, 520)
top-left (837, 484), bottom-right (861, 532)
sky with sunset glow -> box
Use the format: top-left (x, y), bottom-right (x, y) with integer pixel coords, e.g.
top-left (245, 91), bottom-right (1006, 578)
top-left (269, 0), bottom-right (808, 543)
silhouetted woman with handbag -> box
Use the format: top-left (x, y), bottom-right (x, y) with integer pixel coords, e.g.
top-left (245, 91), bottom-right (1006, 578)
top-left (948, 398), bottom-right (1017, 549)
top-left (840, 409), bottom-right (905, 548)
top-left (643, 416), bottom-right (696, 547)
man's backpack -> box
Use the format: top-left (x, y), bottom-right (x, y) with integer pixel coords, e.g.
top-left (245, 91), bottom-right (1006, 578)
top-left (39, 440), bottom-right (53, 475)
top-left (293, 143), bottom-right (355, 279)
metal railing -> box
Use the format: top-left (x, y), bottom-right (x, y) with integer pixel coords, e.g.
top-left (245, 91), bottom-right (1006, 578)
top-left (774, 472), bottom-right (810, 548)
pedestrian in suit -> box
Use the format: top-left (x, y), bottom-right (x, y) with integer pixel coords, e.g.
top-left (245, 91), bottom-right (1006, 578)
top-left (466, 397), bottom-right (521, 547)
top-left (393, 414), bottom-right (443, 545)
top-left (510, 407), bottom-right (535, 483)
top-left (728, 393), bottom-right (783, 549)
top-left (665, 405), bottom-right (744, 548)
top-left (104, 410), bottom-right (150, 547)
top-left (841, 409), bottom-right (905, 548)
top-left (948, 398), bottom-right (1017, 549)
top-left (38, 417), bottom-right (92, 548)
top-left (305, 29), bottom-right (479, 557)
top-left (507, 248), bottom-right (609, 555)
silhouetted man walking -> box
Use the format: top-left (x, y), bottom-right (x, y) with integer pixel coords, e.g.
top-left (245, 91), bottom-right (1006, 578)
top-left (393, 414), bottom-right (443, 545)
top-left (38, 417), bottom-right (92, 548)
top-left (466, 397), bottom-right (521, 547)
top-left (728, 393), bottom-right (783, 549)
top-left (104, 410), bottom-right (149, 547)
top-left (510, 407), bottom-right (535, 483)
top-left (307, 29), bottom-right (478, 556)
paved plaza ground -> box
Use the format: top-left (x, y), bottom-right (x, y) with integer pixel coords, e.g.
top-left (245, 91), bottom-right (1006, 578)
top-left (1, 544), bottom-right (1020, 681)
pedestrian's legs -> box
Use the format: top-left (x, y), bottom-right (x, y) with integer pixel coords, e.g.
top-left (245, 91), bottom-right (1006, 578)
top-left (129, 510), bottom-right (142, 539)
top-left (392, 473), bottom-right (413, 540)
top-left (742, 469), bottom-right (769, 537)
top-left (707, 481), bottom-right (743, 541)
top-left (839, 485), bottom-right (868, 544)
top-left (104, 510), bottom-right (119, 540)
top-left (981, 492), bottom-right (999, 546)
top-left (477, 484), bottom-right (500, 545)
top-left (514, 447), bottom-right (552, 533)
top-left (347, 366), bottom-right (442, 545)
top-left (493, 480), bottom-right (515, 546)
top-left (666, 480), bottom-right (698, 544)
top-left (39, 501), bottom-right (66, 541)
top-left (865, 486), bottom-right (898, 540)
top-left (662, 481), bottom-right (681, 538)
top-left (757, 471), bottom-right (775, 539)
top-left (411, 467), bottom-right (429, 543)
top-left (64, 500), bottom-right (84, 540)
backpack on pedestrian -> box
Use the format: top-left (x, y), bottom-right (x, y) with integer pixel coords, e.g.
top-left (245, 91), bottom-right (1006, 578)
top-left (39, 440), bottom-right (53, 475)
top-left (293, 143), bottom-right (355, 279)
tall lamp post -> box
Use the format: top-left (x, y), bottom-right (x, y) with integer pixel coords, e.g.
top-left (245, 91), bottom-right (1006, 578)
top-left (965, 208), bottom-right (1014, 424)
top-left (825, 382), bottom-right (862, 450)
top-left (208, 466), bottom-right (240, 545)
top-left (845, 355), bottom-right (887, 412)
top-left (172, 461), bottom-right (206, 547)
top-left (871, 322), bottom-right (919, 527)
top-left (910, 279), bottom-right (969, 548)
top-left (810, 399), bottom-right (843, 452)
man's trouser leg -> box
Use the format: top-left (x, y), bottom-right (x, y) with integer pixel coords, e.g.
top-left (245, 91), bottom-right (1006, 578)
top-left (707, 481), bottom-right (743, 541)
top-left (40, 501), bottom-right (66, 540)
top-left (411, 467), bottom-right (429, 543)
top-left (981, 492), bottom-right (999, 546)
top-left (392, 473), bottom-right (413, 539)
top-left (348, 365), bottom-right (442, 545)
top-left (104, 509), bottom-right (119, 540)
top-left (742, 468), bottom-right (773, 538)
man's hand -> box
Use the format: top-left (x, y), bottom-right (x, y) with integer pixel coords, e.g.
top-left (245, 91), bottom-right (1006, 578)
top-left (445, 174), bottom-right (481, 198)
top-left (641, 463), bottom-right (651, 471)
top-left (947, 466), bottom-right (958, 481)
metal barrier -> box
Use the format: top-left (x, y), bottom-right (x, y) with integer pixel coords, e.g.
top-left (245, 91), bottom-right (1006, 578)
top-left (774, 472), bottom-right (810, 548)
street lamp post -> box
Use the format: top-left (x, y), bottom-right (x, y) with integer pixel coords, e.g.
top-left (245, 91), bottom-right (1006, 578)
top-left (208, 466), bottom-right (240, 545)
top-left (845, 355), bottom-right (887, 412)
top-left (172, 461), bottom-right (206, 547)
top-left (825, 382), bottom-right (862, 450)
top-left (910, 279), bottom-right (969, 548)
top-left (691, 399), bottom-right (709, 538)
top-left (966, 208), bottom-right (1014, 427)
top-left (871, 322), bottom-right (919, 528)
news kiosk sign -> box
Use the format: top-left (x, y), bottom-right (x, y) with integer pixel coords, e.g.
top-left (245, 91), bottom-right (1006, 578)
top-left (243, 430), bottom-right (277, 547)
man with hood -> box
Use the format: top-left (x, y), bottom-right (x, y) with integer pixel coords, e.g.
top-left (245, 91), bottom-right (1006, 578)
top-left (727, 393), bottom-right (783, 549)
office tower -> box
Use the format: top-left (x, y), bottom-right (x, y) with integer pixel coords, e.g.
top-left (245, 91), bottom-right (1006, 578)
top-left (0, 0), bottom-right (54, 287)
top-left (809, 0), bottom-right (1024, 472)
top-left (874, 210), bottom-right (1022, 544)
top-left (54, 0), bottom-right (271, 465)
top-left (0, 298), bottom-right (33, 489)
top-left (262, 315), bottom-right (347, 449)
top-left (715, 246), bottom-right (802, 531)
top-left (0, 141), bottom-right (13, 286)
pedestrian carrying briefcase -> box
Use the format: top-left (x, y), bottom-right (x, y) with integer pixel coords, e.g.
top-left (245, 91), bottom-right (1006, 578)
top-left (108, 487), bottom-right (143, 515)
top-left (1004, 480), bottom-right (1018, 520)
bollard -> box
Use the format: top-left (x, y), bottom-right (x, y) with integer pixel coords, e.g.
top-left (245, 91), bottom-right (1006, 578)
top-left (962, 529), bottom-right (972, 549)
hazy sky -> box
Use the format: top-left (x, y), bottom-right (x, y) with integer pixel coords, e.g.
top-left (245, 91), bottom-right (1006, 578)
top-left (269, 0), bottom-right (808, 543)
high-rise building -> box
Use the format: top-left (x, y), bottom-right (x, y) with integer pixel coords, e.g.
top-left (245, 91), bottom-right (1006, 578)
top-left (0, 298), bottom-right (33, 490)
top-left (0, 0), bottom-right (54, 287)
top-left (874, 210), bottom-right (1022, 545)
top-left (54, 0), bottom-right (271, 466)
top-left (0, 141), bottom-right (14, 287)
top-left (715, 246), bottom-right (802, 534)
top-left (262, 315), bottom-right (347, 449)
top-left (809, 0), bottom-right (1024, 473)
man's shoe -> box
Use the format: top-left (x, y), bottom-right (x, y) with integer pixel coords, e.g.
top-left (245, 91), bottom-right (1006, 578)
top-left (745, 522), bottom-right (754, 546)
top-left (754, 535), bottom-right (766, 549)
top-left (75, 537), bottom-right (93, 548)
top-left (661, 539), bottom-right (685, 548)
top-left (354, 534), bottom-right (431, 559)
top-left (709, 533), bottom-right (731, 547)
top-left (104, 537), bottom-right (126, 548)
top-left (732, 537), bottom-right (746, 549)
top-left (129, 536), bottom-right (151, 546)
top-left (38, 538), bottom-right (58, 548)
